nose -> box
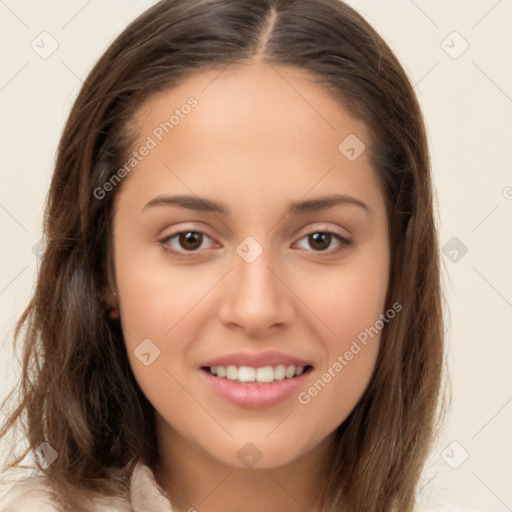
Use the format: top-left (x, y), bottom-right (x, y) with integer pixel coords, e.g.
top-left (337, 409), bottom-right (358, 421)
top-left (218, 247), bottom-right (294, 336)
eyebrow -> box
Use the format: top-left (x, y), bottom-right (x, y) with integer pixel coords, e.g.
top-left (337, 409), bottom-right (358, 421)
top-left (141, 193), bottom-right (372, 217)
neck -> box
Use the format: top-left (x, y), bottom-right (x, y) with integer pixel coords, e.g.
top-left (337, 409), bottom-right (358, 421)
top-left (153, 418), bottom-right (332, 512)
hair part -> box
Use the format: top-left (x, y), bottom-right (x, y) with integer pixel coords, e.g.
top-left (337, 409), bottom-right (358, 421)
top-left (0, 1), bottom-right (444, 511)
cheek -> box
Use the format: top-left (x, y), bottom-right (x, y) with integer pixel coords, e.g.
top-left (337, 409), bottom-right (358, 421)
top-left (114, 242), bottom-right (211, 341)
top-left (116, 262), bottom-right (204, 418)
top-left (295, 253), bottom-right (388, 416)
top-left (300, 245), bottom-right (389, 348)
top-left (114, 245), bottom-right (219, 409)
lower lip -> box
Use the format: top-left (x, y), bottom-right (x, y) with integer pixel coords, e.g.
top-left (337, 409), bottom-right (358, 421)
top-left (200, 368), bottom-right (312, 409)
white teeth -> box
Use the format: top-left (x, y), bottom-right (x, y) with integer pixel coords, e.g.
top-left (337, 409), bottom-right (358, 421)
top-left (207, 364), bottom-right (308, 383)
top-left (256, 366), bottom-right (274, 383)
top-left (238, 366), bottom-right (256, 382)
top-left (285, 365), bottom-right (295, 379)
top-left (274, 364), bottom-right (286, 380)
top-left (226, 365), bottom-right (238, 380)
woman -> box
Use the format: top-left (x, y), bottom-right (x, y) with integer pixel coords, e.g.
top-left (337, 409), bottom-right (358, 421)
top-left (0, 1), bottom-right (445, 510)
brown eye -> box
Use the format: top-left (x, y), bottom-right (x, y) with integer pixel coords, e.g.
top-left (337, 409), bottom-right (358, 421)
top-left (308, 232), bottom-right (332, 251)
top-left (160, 231), bottom-right (214, 255)
top-left (177, 231), bottom-right (203, 251)
top-left (296, 230), bottom-right (351, 256)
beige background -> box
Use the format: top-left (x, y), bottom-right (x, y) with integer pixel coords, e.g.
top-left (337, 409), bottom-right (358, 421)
top-left (1, 1), bottom-right (511, 510)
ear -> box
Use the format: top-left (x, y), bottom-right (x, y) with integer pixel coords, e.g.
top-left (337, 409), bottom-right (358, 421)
top-left (100, 286), bottom-right (119, 319)
top-left (103, 287), bottom-right (118, 310)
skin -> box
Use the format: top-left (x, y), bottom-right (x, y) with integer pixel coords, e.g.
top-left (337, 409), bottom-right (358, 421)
top-left (110, 60), bottom-right (390, 512)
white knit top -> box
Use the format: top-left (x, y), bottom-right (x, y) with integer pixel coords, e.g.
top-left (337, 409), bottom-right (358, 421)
top-left (0, 461), bottom-right (487, 511)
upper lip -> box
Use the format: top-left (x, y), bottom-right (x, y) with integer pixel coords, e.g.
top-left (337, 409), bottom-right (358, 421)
top-left (200, 350), bottom-right (313, 369)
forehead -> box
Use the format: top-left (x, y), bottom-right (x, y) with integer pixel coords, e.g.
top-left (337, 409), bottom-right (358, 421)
top-left (115, 61), bottom-right (384, 220)
top-left (133, 60), bottom-right (371, 153)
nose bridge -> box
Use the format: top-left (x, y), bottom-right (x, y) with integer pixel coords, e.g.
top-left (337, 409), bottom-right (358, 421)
top-left (219, 236), bottom-right (291, 333)
top-left (238, 250), bottom-right (276, 301)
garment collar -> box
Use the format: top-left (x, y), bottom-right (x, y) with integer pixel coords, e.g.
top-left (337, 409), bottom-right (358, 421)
top-left (130, 461), bottom-right (174, 512)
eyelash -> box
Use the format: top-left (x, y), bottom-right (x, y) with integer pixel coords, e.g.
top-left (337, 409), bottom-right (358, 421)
top-left (158, 229), bottom-right (351, 258)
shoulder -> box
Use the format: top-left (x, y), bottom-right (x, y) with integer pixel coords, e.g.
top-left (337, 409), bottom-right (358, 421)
top-left (0, 472), bottom-right (60, 511)
top-left (0, 472), bottom-right (130, 512)
top-left (415, 503), bottom-right (491, 512)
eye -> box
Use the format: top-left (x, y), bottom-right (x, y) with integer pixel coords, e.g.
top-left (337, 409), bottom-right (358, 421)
top-left (159, 228), bottom-right (351, 258)
top-left (159, 230), bottom-right (216, 256)
top-left (295, 230), bottom-right (351, 255)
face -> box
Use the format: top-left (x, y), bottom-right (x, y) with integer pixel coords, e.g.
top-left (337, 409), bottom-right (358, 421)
top-left (110, 61), bottom-right (390, 470)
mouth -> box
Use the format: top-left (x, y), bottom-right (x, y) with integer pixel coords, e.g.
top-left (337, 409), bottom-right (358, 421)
top-left (198, 350), bottom-right (314, 408)
top-left (200, 364), bottom-right (314, 385)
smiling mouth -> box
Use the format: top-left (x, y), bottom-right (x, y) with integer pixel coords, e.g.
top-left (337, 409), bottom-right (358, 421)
top-left (201, 364), bottom-right (314, 385)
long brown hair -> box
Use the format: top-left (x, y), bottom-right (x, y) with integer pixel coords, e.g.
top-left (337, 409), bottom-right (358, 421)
top-left (0, 1), bottom-right (444, 510)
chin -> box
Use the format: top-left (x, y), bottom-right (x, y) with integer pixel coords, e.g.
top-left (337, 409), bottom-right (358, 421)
top-left (202, 431), bottom-right (324, 471)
